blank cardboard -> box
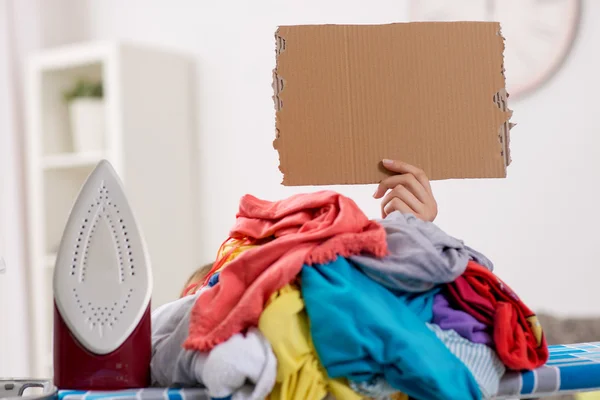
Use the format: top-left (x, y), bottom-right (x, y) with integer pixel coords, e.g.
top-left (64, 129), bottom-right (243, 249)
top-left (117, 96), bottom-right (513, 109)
top-left (273, 22), bottom-right (513, 186)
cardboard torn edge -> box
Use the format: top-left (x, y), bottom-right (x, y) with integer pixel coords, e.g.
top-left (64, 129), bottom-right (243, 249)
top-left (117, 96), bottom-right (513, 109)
top-left (272, 28), bottom-right (286, 182)
top-left (495, 25), bottom-right (514, 171)
top-left (494, 88), bottom-right (513, 170)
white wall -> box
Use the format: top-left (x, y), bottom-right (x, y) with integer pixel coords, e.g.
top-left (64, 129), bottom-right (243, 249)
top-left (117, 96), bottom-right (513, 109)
top-left (75, 0), bottom-right (600, 316)
top-left (0, 0), bottom-right (31, 377)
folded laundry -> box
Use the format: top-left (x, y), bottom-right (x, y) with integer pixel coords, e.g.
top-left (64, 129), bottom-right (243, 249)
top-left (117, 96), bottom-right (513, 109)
top-left (185, 191), bottom-right (388, 352)
top-left (432, 293), bottom-right (493, 346)
top-left (351, 211), bottom-right (494, 293)
top-left (301, 256), bottom-right (481, 400)
top-left (446, 261), bottom-right (549, 370)
top-left (258, 283), bottom-right (361, 400)
top-left (150, 289), bottom-right (276, 400)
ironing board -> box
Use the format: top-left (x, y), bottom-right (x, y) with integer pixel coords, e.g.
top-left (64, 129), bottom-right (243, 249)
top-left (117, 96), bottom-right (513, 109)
top-left (497, 342), bottom-right (600, 398)
top-left (45, 342), bottom-right (600, 399)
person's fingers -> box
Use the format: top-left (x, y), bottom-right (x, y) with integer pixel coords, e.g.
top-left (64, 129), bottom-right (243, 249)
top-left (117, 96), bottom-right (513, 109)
top-left (373, 173), bottom-right (429, 202)
top-left (381, 185), bottom-right (424, 216)
top-left (373, 183), bottom-right (386, 199)
top-left (381, 159), bottom-right (433, 193)
top-left (382, 198), bottom-right (414, 218)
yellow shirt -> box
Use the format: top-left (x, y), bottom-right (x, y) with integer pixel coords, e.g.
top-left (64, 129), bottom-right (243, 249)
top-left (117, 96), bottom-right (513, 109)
top-left (258, 284), bottom-right (361, 400)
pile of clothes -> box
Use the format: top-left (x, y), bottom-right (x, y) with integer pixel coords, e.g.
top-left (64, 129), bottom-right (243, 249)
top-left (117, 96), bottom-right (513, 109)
top-left (151, 191), bottom-right (548, 400)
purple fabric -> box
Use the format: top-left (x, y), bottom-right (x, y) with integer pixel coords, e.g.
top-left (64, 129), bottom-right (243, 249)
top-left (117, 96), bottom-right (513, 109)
top-left (432, 293), bottom-right (493, 346)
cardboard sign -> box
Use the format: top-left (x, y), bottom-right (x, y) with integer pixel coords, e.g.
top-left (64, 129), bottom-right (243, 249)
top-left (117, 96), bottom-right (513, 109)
top-left (273, 22), bottom-right (513, 186)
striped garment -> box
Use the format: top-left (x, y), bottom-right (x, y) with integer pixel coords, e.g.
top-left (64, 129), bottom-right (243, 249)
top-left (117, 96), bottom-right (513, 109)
top-left (427, 323), bottom-right (506, 399)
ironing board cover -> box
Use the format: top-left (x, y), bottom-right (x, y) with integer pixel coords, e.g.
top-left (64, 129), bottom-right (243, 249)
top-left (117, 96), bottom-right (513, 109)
top-left (57, 389), bottom-right (208, 400)
top-left (496, 342), bottom-right (600, 399)
top-left (54, 343), bottom-right (600, 400)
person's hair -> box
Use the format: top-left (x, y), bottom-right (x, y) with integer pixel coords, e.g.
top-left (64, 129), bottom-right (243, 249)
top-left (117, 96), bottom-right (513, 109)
top-left (180, 262), bottom-right (213, 297)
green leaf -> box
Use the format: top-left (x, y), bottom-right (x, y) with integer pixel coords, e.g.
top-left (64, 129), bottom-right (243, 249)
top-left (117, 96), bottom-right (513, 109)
top-left (63, 79), bottom-right (104, 103)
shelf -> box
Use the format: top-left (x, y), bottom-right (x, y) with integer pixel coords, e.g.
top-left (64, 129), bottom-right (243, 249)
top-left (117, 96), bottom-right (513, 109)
top-left (39, 61), bottom-right (104, 155)
top-left (31, 42), bottom-right (112, 71)
top-left (42, 151), bottom-right (106, 170)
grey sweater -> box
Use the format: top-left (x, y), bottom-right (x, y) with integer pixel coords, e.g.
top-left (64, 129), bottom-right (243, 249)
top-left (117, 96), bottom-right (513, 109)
top-left (151, 289), bottom-right (277, 400)
top-left (350, 211), bottom-right (493, 293)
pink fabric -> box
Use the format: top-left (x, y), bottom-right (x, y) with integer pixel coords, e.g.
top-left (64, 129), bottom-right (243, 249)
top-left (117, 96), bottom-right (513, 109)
top-left (184, 190), bottom-right (388, 351)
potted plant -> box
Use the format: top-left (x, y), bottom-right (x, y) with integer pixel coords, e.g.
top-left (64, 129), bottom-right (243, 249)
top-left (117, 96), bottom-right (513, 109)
top-left (63, 79), bottom-right (105, 153)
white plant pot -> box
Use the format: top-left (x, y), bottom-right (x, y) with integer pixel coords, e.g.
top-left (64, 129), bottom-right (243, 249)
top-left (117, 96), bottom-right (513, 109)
top-left (69, 98), bottom-right (105, 153)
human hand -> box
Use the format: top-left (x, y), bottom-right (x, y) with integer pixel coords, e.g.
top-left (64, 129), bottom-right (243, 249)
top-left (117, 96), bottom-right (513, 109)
top-left (373, 159), bottom-right (438, 222)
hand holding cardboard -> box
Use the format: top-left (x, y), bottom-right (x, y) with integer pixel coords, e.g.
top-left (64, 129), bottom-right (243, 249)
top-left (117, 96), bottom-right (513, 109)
top-left (374, 159), bottom-right (438, 221)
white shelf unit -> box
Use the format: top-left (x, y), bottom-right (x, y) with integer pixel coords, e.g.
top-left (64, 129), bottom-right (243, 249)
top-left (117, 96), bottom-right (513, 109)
top-left (25, 42), bottom-right (199, 378)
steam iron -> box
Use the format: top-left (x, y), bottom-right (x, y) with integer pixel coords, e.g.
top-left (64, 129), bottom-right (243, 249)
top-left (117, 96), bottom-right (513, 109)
top-left (53, 160), bottom-right (153, 390)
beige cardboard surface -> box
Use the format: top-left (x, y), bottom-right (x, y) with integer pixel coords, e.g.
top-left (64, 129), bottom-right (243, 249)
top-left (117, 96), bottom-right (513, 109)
top-left (273, 22), bottom-right (513, 186)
